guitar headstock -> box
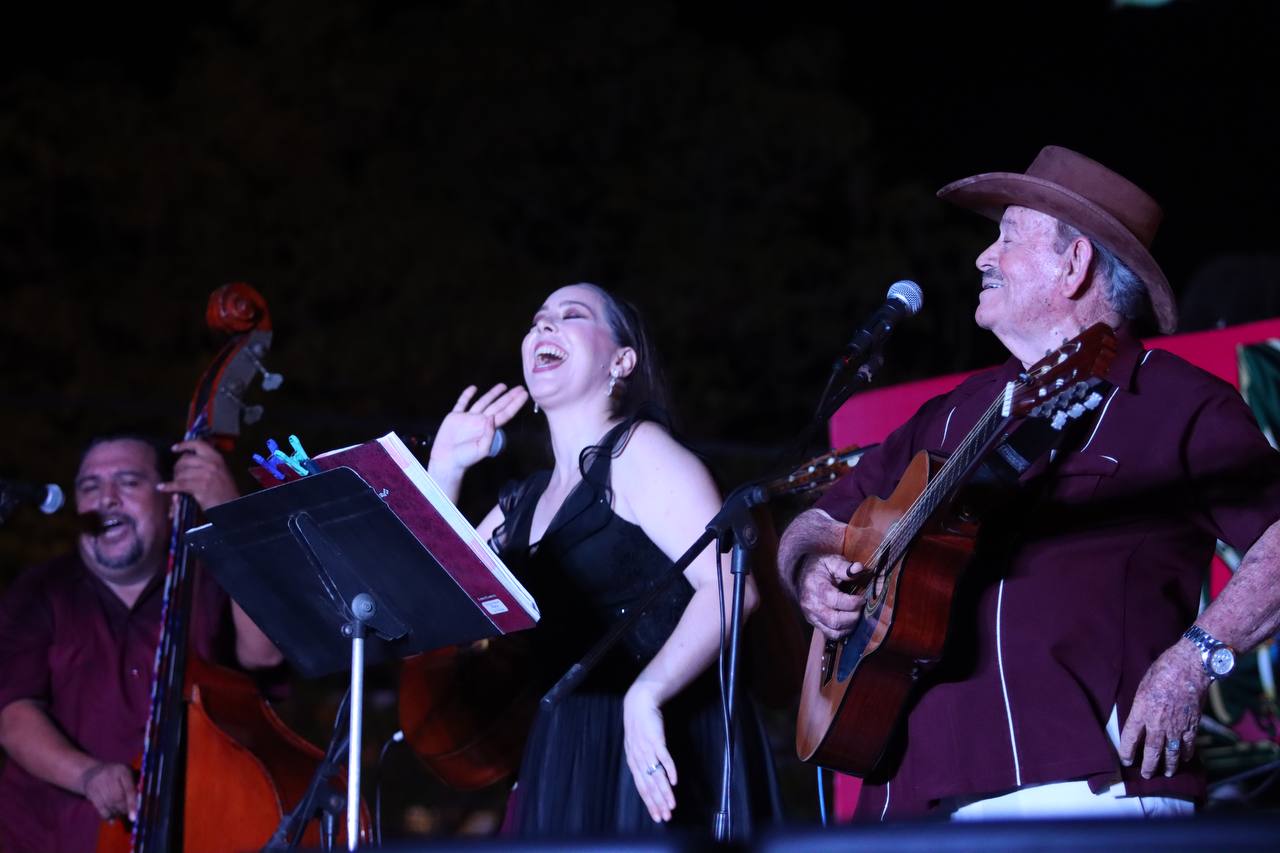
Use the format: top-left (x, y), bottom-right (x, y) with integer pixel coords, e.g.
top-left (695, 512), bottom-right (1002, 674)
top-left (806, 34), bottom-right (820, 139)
top-left (1005, 323), bottom-right (1117, 428)
top-left (767, 444), bottom-right (866, 497)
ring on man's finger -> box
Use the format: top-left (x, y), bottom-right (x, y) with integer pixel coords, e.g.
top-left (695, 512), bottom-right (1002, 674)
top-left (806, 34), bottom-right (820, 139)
top-left (1165, 737), bottom-right (1181, 752)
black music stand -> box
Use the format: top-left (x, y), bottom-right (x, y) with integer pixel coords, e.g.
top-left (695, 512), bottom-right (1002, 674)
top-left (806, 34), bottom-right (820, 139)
top-left (187, 467), bottom-right (518, 851)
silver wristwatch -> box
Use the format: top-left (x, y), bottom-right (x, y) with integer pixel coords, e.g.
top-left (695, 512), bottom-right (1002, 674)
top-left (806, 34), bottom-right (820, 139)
top-left (1182, 625), bottom-right (1236, 680)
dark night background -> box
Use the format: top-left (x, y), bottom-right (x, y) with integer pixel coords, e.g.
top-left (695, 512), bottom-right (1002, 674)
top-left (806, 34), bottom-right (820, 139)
top-left (2, 0), bottom-right (1279, 839)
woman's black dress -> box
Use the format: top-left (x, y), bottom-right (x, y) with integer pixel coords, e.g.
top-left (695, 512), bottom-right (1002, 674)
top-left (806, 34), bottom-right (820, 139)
top-left (496, 421), bottom-right (780, 838)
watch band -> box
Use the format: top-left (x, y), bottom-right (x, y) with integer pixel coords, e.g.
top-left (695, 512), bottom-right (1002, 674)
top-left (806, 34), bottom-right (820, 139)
top-left (1182, 624), bottom-right (1234, 680)
top-left (1182, 624), bottom-right (1219, 654)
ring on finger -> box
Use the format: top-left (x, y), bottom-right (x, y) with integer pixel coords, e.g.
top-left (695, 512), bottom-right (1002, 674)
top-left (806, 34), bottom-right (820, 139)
top-left (1165, 737), bottom-right (1181, 753)
top-left (645, 761), bottom-right (662, 776)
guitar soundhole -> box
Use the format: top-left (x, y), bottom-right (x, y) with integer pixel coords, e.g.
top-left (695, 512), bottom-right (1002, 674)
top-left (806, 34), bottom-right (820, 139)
top-left (868, 567), bottom-right (890, 610)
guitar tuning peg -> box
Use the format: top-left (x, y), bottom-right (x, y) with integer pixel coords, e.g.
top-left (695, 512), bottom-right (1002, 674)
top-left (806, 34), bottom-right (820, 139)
top-left (1084, 391), bottom-right (1104, 409)
top-left (1068, 403), bottom-right (1085, 419)
top-left (243, 404), bottom-right (265, 425)
top-left (1050, 411), bottom-right (1069, 430)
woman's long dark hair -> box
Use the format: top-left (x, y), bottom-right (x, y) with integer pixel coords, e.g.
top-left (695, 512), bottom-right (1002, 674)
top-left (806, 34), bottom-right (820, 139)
top-left (576, 283), bottom-right (671, 422)
top-left (574, 283), bottom-right (681, 500)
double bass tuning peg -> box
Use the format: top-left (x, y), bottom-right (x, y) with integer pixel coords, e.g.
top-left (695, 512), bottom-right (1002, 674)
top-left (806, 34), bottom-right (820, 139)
top-left (245, 342), bottom-right (284, 391)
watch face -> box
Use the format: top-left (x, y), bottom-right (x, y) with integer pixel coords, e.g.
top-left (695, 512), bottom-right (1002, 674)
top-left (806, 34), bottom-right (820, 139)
top-left (1209, 647), bottom-right (1235, 676)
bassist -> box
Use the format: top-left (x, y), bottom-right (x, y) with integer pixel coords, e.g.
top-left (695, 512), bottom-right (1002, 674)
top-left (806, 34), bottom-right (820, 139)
top-left (0, 434), bottom-right (282, 852)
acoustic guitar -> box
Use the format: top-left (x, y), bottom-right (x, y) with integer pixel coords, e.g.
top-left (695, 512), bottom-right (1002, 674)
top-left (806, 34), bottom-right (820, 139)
top-left (796, 323), bottom-right (1117, 774)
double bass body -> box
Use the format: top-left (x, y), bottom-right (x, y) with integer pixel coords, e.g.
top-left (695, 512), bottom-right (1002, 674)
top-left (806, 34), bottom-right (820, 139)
top-left (97, 655), bottom-right (339, 853)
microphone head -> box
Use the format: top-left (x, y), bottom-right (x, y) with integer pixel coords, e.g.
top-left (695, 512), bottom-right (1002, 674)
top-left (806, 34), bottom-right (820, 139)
top-left (487, 428), bottom-right (507, 458)
top-left (887, 280), bottom-right (924, 316)
top-left (40, 484), bottom-right (64, 515)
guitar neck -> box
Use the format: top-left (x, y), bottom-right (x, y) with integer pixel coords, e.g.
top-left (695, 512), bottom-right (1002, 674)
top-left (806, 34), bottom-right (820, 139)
top-left (877, 387), bottom-right (1012, 572)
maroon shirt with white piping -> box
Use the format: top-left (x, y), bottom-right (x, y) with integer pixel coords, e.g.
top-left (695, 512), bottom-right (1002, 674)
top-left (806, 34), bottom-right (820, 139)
top-left (814, 331), bottom-right (1280, 820)
top-left (0, 554), bottom-right (233, 852)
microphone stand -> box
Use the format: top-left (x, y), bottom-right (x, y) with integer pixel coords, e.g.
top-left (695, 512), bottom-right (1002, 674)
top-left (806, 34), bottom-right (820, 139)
top-left (786, 346), bottom-right (886, 472)
top-left (539, 340), bottom-right (890, 841)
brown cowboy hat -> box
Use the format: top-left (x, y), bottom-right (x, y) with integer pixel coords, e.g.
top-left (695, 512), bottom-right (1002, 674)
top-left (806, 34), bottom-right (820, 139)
top-left (937, 145), bottom-right (1176, 333)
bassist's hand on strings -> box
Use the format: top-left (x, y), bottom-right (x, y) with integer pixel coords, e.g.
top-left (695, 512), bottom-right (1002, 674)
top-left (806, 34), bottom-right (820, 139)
top-left (80, 761), bottom-right (137, 822)
top-left (797, 554), bottom-right (868, 641)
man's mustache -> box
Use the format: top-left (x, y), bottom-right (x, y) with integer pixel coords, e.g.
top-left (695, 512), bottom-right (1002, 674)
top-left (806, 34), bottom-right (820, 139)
top-left (76, 512), bottom-right (134, 535)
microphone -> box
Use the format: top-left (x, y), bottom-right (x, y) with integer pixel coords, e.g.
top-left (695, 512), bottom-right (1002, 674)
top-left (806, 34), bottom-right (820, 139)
top-left (487, 428), bottom-right (506, 458)
top-left (833, 280), bottom-right (924, 371)
top-left (0, 477), bottom-right (65, 515)
top-left (405, 428), bottom-right (506, 460)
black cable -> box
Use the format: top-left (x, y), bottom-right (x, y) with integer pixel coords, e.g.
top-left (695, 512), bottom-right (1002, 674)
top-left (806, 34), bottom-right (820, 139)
top-left (374, 730), bottom-right (405, 847)
top-left (713, 545), bottom-right (734, 837)
top-left (277, 687), bottom-right (352, 850)
top-left (715, 548), bottom-right (731, 739)
top-left (1209, 756), bottom-right (1280, 792)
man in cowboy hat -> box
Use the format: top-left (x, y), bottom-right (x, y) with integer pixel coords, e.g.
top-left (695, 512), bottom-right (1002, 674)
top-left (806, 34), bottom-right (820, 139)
top-left (778, 146), bottom-right (1280, 819)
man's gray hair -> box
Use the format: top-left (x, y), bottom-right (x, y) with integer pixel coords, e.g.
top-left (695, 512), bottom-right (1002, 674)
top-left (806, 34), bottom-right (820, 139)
top-left (1054, 220), bottom-right (1147, 321)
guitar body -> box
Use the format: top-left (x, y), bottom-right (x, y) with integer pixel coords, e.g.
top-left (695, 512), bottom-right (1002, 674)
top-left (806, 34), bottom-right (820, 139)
top-left (399, 638), bottom-right (540, 792)
top-left (796, 450), bottom-right (979, 774)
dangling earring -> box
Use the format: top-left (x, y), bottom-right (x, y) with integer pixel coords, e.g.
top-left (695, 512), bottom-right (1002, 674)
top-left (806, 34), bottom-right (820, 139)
top-left (533, 401), bottom-right (540, 414)
top-left (607, 368), bottom-right (619, 397)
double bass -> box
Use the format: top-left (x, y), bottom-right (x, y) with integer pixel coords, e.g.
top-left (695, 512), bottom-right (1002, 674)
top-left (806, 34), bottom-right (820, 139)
top-left (98, 284), bottom-right (363, 852)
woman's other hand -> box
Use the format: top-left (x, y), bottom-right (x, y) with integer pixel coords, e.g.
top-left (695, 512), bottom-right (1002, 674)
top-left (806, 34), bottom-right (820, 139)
top-left (623, 681), bottom-right (678, 823)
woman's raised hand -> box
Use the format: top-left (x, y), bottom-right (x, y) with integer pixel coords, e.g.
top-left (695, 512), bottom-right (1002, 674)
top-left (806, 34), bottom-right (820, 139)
top-left (427, 384), bottom-right (529, 489)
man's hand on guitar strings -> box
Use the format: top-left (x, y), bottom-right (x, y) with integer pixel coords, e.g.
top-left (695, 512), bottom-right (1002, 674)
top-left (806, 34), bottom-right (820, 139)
top-left (797, 554), bottom-right (868, 641)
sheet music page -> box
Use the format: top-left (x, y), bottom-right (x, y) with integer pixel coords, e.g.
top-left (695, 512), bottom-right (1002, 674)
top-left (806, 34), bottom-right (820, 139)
top-left (376, 432), bottom-right (539, 620)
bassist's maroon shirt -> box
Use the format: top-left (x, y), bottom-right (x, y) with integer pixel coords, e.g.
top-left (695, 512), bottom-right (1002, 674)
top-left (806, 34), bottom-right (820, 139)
top-left (0, 554), bottom-right (233, 852)
top-left (815, 331), bottom-right (1280, 820)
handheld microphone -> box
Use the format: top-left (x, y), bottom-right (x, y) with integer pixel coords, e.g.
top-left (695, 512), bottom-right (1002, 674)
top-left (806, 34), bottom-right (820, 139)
top-left (833, 280), bottom-right (924, 371)
top-left (487, 428), bottom-right (506, 458)
top-left (0, 478), bottom-right (65, 515)
top-left (406, 428), bottom-right (506, 460)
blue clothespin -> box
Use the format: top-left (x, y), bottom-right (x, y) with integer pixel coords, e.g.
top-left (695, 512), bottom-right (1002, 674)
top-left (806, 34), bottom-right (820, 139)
top-left (253, 443), bottom-right (288, 481)
top-left (253, 435), bottom-right (319, 479)
top-left (287, 434), bottom-right (321, 475)
top-left (270, 449), bottom-right (307, 477)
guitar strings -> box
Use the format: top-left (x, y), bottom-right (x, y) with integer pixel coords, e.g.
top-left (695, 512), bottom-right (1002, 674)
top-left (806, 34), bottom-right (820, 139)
top-left (860, 384), bottom-right (1013, 603)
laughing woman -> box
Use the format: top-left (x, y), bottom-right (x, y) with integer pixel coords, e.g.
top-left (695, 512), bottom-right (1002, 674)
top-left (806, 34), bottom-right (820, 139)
top-left (427, 283), bottom-right (778, 838)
